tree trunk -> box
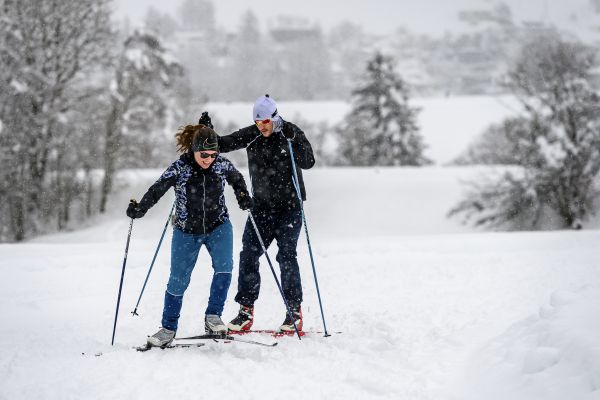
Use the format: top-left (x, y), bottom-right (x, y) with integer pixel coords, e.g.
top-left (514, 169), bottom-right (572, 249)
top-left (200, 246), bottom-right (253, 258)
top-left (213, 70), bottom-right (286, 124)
top-left (100, 153), bottom-right (115, 213)
top-left (84, 166), bottom-right (93, 217)
top-left (10, 195), bottom-right (25, 242)
top-left (100, 102), bottom-right (122, 213)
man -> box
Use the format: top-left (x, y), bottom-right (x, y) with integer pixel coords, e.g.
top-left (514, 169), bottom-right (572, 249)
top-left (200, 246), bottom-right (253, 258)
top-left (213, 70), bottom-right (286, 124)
top-left (201, 94), bottom-right (315, 332)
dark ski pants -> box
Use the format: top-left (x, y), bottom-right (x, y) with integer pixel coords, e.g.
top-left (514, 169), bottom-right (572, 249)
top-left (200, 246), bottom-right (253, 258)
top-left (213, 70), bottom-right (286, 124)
top-left (234, 209), bottom-right (303, 308)
top-left (162, 221), bottom-right (233, 331)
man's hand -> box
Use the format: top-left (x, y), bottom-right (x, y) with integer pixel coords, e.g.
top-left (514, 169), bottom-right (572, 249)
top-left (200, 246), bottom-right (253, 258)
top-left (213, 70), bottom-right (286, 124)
top-left (198, 111), bottom-right (213, 129)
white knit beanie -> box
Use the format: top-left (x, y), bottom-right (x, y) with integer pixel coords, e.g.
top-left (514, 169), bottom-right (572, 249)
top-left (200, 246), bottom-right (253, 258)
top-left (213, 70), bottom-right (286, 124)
top-left (253, 94), bottom-right (283, 132)
top-left (253, 94), bottom-right (278, 120)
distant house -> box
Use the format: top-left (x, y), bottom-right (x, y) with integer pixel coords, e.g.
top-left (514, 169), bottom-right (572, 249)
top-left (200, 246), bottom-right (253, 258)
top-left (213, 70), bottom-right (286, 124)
top-left (268, 16), bottom-right (321, 42)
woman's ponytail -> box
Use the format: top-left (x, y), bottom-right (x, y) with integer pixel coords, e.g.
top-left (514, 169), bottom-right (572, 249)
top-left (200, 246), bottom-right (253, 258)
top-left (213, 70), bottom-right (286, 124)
top-left (175, 125), bottom-right (199, 153)
top-left (175, 124), bottom-right (218, 153)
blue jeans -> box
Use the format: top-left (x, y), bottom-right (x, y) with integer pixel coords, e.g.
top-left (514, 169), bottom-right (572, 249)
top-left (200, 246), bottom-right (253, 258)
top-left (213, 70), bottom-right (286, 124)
top-left (234, 209), bottom-right (303, 308)
top-left (161, 221), bottom-right (233, 331)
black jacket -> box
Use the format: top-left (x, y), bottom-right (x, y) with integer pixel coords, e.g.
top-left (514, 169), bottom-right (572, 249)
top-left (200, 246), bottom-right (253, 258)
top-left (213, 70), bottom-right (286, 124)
top-left (137, 152), bottom-right (249, 234)
top-left (218, 120), bottom-right (315, 211)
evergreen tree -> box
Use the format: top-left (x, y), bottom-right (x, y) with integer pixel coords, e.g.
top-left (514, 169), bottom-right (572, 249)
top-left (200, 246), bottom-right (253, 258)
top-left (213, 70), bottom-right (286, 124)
top-left (228, 10), bottom-right (267, 100)
top-left (327, 21), bottom-right (371, 98)
top-left (178, 0), bottom-right (215, 35)
top-left (144, 7), bottom-right (178, 40)
top-left (284, 27), bottom-right (333, 100)
top-left (336, 52), bottom-right (430, 166)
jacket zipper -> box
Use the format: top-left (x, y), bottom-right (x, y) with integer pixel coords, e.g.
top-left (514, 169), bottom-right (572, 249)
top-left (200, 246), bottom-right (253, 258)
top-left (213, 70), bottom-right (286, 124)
top-left (202, 174), bottom-right (206, 233)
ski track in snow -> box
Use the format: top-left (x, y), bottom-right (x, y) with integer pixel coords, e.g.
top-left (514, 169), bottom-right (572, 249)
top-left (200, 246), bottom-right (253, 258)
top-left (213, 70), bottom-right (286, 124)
top-left (1, 168), bottom-right (599, 399)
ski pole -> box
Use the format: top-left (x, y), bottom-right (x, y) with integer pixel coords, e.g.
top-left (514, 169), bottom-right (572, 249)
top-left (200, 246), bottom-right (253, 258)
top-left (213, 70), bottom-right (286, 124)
top-left (287, 139), bottom-right (330, 337)
top-left (112, 199), bottom-right (136, 346)
top-left (248, 211), bottom-right (302, 340)
top-left (131, 202), bottom-right (175, 317)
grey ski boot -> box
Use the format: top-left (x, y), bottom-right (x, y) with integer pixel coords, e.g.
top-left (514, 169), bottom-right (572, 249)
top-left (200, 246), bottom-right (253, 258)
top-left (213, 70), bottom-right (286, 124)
top-left (205, 314), bottom-right (228, 336)
top-left (147, 327), bottom-right (175, 347)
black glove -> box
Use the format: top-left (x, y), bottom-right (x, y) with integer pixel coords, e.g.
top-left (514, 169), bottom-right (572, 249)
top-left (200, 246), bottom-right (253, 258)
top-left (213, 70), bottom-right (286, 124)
top-left (198, 111), bottom-right (213, 129)
top-left (237, 192), bottom-right (254, 211)
top-left (126, 201), bottom-right (145, 219)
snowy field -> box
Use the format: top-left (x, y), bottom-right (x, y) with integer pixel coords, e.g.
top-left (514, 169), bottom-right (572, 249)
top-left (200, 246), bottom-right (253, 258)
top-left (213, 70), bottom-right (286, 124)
top-left (1, 166), bottom-right (599, 400)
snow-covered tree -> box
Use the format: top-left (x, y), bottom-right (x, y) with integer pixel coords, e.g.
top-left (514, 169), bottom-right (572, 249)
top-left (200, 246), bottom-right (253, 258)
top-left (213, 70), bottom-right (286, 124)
top-left (144, 7), bottom-right (178, 40)
top-left (227, 10), bottom-right (268, 101)
top-left (327, 21), bottom-right (372, 98)
top-left (452, 118), bottom-right (529, 165)
top-left (0, 0), bottom-right (112, 241)
top-left (178, 0), bottom-right (215, 35)
top-left (450, 34), bottom-right (600, 229)
top-left (336, 52), bottom-right (431, 166)
top-left (99, 31), bottom-right (183, 213)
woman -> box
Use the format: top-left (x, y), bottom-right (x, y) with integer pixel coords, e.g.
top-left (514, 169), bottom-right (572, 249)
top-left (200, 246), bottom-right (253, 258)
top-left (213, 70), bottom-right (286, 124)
top-left (126, 124), bottom-right (253, 347)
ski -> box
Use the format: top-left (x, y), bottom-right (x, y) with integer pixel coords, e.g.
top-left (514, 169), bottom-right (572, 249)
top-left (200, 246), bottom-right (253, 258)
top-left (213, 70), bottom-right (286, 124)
top-left (176, 333), bottom-right (277, 347)
top-left (228, 329), bottom-right (342, 337)
top-left (228, 329), bottom-right (305, 337)
top-left (135, 342), bottom-right (206, 352)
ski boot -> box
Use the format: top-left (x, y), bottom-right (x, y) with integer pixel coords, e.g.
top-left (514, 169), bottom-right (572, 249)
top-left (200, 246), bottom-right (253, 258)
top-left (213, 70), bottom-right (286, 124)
top-left (227, 304), bottom-right (254, 332)
top-left (205, 314), bottom-right (228, 337)
top-left (279, 306), bottom-right (303, 333)
top-left (147, 327), bottom-right (175, 347)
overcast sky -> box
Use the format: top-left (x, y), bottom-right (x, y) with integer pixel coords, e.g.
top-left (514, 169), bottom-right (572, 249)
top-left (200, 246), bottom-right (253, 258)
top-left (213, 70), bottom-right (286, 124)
top-left (113, 0), bottom-right (590, 36)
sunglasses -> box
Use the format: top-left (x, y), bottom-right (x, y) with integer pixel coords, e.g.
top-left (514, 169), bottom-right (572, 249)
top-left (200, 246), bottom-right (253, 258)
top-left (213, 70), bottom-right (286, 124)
top-left (199, 152), bottom-right (218, 159)
top-left (255, 119), bottom-right (271, 126)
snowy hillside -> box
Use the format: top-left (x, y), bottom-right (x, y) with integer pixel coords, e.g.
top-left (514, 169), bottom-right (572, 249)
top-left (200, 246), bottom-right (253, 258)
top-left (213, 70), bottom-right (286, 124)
top-left (1, 167), bottom-right (599, 400)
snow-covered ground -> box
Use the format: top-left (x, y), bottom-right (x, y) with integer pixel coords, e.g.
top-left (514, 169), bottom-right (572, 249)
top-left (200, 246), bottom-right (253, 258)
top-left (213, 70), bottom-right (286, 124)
top-left (1, 167), bottom-right (599, 400)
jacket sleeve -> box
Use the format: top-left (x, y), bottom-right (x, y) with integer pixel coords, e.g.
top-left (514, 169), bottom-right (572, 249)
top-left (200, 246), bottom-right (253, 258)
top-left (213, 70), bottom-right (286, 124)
top-left (285, 122), bottom-right (315, 169)
top-left (222, 159), bottom-right (250, 202)
top-left (218, 125), bottom-right (261, 153)
top-left (137, 162), bottom-right (179, 213)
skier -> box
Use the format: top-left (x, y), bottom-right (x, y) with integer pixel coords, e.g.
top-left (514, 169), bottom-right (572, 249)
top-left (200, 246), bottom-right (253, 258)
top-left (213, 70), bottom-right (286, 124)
top-left (199, 94), bottom-right (315, 332)
top-left (126, 124), bottom-right (253, 347)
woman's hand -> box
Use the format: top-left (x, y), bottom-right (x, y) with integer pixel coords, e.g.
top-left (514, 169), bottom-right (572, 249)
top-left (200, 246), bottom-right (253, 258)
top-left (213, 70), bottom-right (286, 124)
top-left (237, 192), bottom-right (254, 211)
top-left (126, 201), bottom-right (146, 219)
